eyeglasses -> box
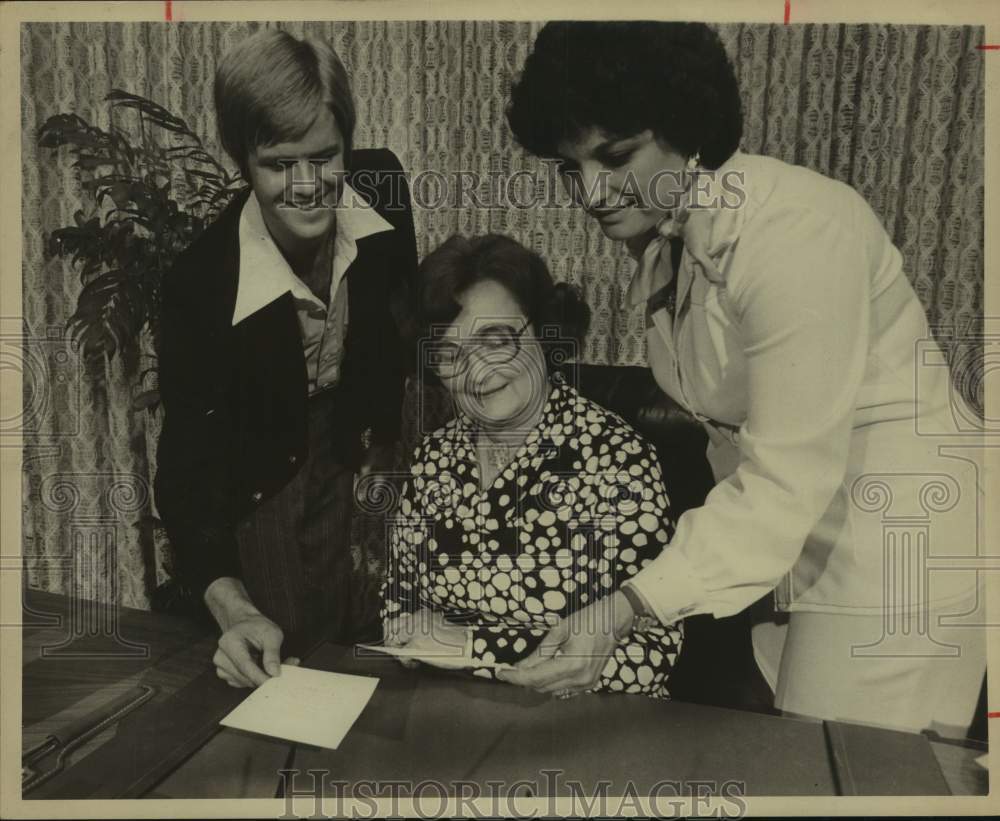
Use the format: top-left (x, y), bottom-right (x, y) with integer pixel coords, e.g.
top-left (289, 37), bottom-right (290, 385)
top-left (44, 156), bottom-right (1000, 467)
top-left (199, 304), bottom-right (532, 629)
top-left (426, 318), bottom-right (531, 379)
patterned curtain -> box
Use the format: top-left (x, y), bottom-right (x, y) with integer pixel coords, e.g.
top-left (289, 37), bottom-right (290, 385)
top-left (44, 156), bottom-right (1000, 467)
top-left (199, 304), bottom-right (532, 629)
top-left (20, 21), bottom-right (984, 609)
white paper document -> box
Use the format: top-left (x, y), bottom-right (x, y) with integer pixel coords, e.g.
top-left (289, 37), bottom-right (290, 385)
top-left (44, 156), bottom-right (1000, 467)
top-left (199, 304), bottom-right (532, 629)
top-left (220, 664), bottom-right (378, 749)
top-left (356, 643), bottom-right (512, 671)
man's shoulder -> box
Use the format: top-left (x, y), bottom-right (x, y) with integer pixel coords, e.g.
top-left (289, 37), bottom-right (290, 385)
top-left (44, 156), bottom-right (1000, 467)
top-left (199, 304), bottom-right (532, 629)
top-left (174, 188), bottom-right (249, 271)
top-left (348, 147), bottom-right (411, 225)
top-left (350, 147), bottom-right (404, 174)
top-left (161, 188), bottom-right (249, 320)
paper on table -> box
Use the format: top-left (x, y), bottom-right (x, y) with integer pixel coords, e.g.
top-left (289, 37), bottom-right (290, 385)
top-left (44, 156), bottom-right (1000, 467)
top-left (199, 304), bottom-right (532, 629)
top-left (356, 643), bottom-right (512, 671)
top-left (220, 664), bottom-right (378, 750)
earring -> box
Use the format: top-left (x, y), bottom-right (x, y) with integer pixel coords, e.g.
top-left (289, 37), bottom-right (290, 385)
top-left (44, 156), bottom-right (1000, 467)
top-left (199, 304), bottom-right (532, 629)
top-left (680, 152), bottom-right (701, 199)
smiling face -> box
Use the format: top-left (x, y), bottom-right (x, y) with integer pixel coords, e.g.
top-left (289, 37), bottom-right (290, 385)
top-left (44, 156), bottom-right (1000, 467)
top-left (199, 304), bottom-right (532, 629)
top-left (246, 106), bottom-right (346, 258)
top-left (436, 279), bottom-right (549, 435)
top-left (555, 127), bottom-right (688, 243)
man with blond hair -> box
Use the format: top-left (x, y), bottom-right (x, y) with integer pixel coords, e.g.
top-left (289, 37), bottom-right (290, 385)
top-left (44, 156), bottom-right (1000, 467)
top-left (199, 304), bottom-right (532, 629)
top-left (155, 28), bottom-right (417, 688)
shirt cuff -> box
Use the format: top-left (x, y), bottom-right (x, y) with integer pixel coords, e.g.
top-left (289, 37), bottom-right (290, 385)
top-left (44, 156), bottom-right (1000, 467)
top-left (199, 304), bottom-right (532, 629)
top-left (625, 547), bottom-right (708, 626)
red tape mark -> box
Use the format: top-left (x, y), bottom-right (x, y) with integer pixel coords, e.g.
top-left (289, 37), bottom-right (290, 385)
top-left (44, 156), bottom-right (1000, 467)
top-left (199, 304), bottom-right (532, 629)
top-left (988, 711), bottom-right (1000, 718)
top-left (976, 45), bottom-right (1000, 50)
top-left (165, 0), bottom-right (172, 21)
top-left (784, 0), bottom-right (790, 24)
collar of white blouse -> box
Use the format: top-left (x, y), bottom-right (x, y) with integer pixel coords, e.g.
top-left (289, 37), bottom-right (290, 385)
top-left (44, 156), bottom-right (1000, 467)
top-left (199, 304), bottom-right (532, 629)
top-left (624, 148), bottom-right (746, 317)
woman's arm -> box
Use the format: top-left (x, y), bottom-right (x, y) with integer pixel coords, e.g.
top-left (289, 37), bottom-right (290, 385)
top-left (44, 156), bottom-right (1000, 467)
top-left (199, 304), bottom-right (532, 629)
top-left (496, 423), bottom-right (683, 691)
top-left (466, 624), bottom-right (549, 679)
top-left (378, 467), bottom-right (425, 631)
top-left (626, 200), bottom-right (872, 624)
top-left (502, 201), bottom-right (873, 692)
top-left (593, 622), bottom-right (683, 696)
top-left (590, 438), bottom-right (684, 695)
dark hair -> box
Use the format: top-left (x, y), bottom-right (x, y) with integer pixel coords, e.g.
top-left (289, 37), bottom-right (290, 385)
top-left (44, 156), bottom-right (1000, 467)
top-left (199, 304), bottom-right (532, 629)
top-left (415, 234), bottom-right (591, 377)
top-left (214, 29), bottom-right (356, 177)
top-left (507, 21), bottom-right (742, 170)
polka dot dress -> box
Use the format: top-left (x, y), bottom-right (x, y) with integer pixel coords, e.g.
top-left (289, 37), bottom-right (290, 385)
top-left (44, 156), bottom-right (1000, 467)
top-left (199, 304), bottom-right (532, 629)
top-left (380, 378), bottom-right (683, 698)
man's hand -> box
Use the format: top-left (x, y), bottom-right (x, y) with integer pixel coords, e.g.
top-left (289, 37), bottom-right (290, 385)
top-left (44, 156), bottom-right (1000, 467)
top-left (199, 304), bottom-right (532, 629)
top-left (204, 577), bottom-right (300, 688)
top-left (498, 591), bottom-right (634, 695)
top-left (214, 614), bottom-right (293, 688)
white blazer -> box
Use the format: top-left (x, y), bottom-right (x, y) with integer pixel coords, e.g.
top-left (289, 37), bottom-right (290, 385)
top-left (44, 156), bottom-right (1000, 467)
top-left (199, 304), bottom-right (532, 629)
top-left (625, 151), bottom-right (983, 622)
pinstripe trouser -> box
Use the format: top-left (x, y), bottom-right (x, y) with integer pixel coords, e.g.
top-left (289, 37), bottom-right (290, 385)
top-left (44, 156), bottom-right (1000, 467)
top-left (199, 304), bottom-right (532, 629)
top-left (235, 386), bottom-right (358, 647)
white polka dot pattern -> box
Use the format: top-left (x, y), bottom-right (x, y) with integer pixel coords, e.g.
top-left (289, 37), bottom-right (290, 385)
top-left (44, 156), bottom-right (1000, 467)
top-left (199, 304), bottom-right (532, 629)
top-left (380, 381), bottom-right (683, 698)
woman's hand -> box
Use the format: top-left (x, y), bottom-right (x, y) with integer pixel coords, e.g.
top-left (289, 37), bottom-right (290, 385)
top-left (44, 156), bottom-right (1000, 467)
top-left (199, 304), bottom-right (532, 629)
top-left (383, 608), bottom-right (469, 669)
top-left (498, 591), bottom-right (634, 695)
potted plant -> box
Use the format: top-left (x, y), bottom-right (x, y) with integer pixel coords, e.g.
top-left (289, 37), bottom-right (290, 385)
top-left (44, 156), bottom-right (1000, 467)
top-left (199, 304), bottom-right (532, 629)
top-left (39, 90), bottom-right (244, 615)
top-left (39, 88), bottom-right (243, 406)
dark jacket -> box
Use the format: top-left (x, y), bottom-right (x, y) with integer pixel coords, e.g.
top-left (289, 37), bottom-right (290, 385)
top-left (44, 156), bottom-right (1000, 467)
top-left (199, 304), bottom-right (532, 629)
top-left (154, 148), bottom-right (417, 599)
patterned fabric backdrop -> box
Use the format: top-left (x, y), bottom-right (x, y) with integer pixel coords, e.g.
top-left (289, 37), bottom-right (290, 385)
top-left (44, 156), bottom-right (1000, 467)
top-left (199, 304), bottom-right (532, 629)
top-left (20, 21), bottom-right (984, 609)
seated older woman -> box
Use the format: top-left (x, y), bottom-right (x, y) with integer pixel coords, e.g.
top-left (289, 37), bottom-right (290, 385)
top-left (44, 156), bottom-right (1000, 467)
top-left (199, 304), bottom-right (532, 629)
top-left (379, 234), bottom-right (682, 699)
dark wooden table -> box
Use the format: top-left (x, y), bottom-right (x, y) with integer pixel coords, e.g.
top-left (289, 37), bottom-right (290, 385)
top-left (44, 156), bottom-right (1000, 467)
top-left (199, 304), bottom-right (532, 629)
top-left (20, 590), bottom-right (987, 800)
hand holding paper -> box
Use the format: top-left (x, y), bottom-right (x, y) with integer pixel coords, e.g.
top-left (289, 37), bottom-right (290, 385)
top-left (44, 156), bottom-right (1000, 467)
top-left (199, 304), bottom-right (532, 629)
top-left (381, 608), bottom-right (472, 666)
top-left (357, 642), bottom-right (512, 671)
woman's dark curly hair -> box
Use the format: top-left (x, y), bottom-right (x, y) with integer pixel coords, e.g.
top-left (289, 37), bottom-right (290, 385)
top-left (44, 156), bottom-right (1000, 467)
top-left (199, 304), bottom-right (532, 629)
top-left (415, 234), bottom-right (591, 380)
top-left (507, 21), bottom-right (742, 170)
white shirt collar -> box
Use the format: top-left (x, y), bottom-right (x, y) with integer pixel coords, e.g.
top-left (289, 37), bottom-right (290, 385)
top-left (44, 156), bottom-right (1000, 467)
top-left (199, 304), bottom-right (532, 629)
top-left (232, 181), bottom-right (395, 326)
